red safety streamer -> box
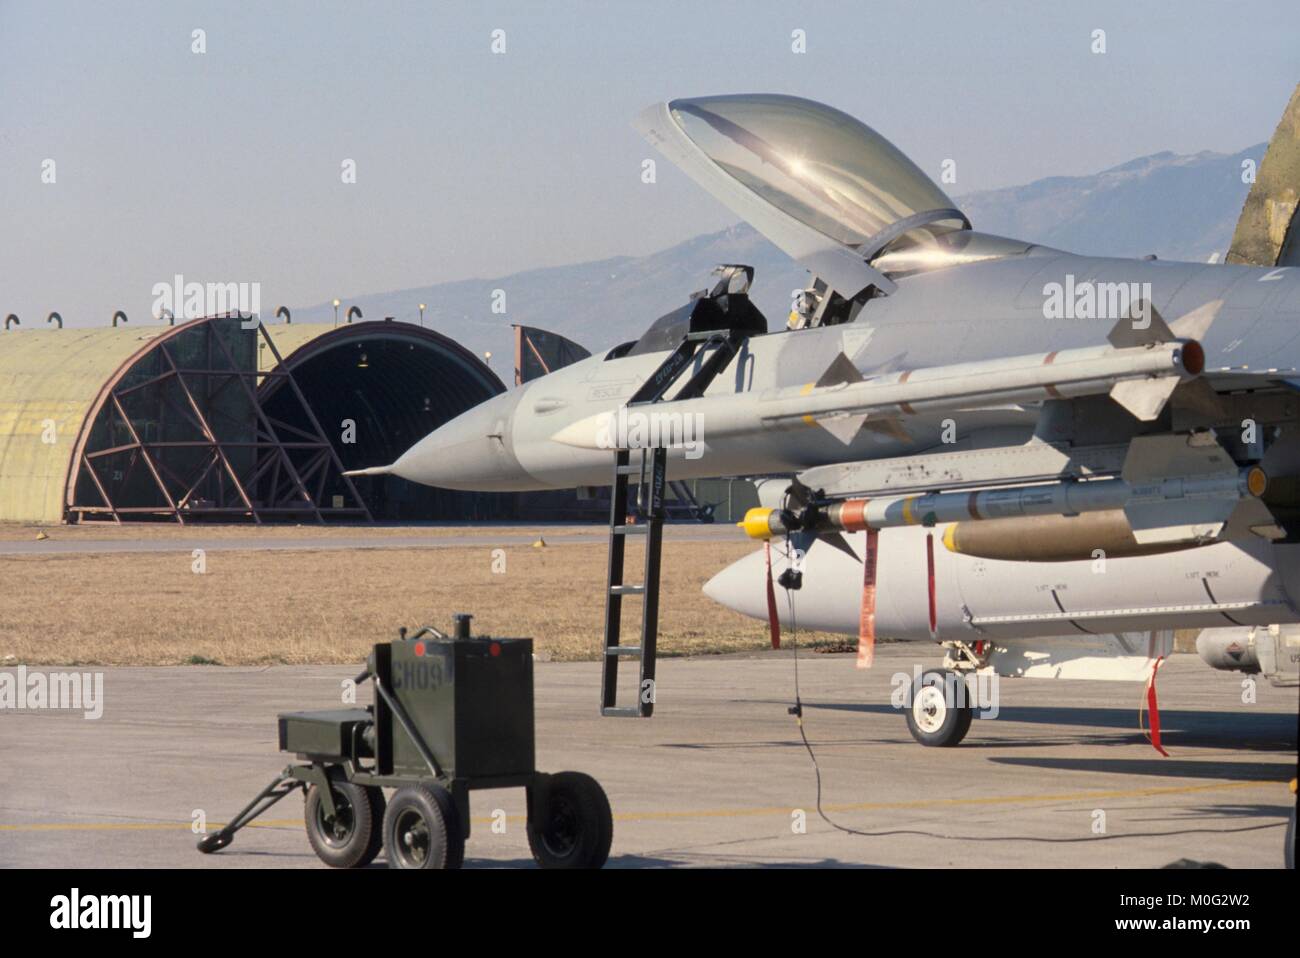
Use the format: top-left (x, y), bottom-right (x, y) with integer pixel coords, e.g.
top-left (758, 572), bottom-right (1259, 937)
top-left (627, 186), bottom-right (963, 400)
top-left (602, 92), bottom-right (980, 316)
top-left (857, 527), bottom-right (879, 669)
top-left (1141, 656), bottom-right (1169, 757)
top-left (764, 540), bottom-right (780, 649)
top-left (925, 530), bottom-right (938, 639)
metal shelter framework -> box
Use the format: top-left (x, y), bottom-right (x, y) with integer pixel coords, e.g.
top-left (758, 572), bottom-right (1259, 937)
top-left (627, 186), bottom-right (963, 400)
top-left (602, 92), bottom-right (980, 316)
top-left (68, 314), bottom-right (372, 524)
top-left (512, 324), bottom-right (591, 386)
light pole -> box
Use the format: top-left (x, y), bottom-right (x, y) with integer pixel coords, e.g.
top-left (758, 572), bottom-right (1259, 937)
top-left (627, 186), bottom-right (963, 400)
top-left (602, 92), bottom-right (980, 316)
top-left (332, 298), bottom-right (341, 326)
top-left (483, 350), bottom-right (492, 367)
top-left (418, 303), bottom-right (426, 327)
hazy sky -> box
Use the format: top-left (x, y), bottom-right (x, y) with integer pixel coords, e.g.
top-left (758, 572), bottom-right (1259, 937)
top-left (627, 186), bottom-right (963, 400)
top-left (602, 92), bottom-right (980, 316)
top-left (1, 0), bottom-right (1296, 329)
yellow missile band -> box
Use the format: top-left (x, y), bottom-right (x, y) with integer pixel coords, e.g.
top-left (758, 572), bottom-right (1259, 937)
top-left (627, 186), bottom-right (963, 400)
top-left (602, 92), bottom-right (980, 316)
top-left (740, 507), bottom-right (776, 540)
top-left (1247, 466), bottom-right (1267, 498)
top-left (943, 523), bottom-right (960, 553)
top-left (902, 496), bottom-right (916, 525)
top-left (800, 382), bottom-right (815, 425)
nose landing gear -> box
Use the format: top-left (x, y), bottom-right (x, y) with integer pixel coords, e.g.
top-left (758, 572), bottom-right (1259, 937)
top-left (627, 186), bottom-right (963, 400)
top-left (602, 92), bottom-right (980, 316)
top-left (904, 668), bottom-right (974, 747)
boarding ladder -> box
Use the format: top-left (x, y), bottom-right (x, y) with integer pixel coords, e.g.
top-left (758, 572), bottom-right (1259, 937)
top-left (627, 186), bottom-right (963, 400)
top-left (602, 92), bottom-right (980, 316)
top-left (600, 329), bottom-right (745, 717)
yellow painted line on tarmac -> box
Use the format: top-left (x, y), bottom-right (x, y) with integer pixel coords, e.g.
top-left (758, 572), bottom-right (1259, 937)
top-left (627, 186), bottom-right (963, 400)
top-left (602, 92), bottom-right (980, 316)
top-left (0, 820), bottom-right (304, 833)
top-left (0, 779), bottom-right (1282, 833)
top-left (611, 779), bottom-right (1280, 822)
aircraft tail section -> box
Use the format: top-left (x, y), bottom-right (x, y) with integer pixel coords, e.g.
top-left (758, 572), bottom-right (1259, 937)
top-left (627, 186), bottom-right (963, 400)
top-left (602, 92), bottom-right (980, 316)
top-left (1227, 83), bottom-right (1300, 267)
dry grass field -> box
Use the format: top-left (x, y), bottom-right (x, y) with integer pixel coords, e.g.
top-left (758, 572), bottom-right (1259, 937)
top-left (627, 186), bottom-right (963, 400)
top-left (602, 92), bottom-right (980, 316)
top-left (0, 536), bottom-right (845, 666)
top-left (0, 521), bottom-right (596, 542)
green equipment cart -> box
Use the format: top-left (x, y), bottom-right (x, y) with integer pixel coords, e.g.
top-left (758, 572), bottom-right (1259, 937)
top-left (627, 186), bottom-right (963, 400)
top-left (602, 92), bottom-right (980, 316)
top-left (197, 614), bottom-right (612, 869)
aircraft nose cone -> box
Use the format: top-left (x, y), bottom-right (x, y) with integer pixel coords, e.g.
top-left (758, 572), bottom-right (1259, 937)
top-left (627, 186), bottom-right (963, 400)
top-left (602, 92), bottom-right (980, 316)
top-left (391, 389), bottom-right (534, 490)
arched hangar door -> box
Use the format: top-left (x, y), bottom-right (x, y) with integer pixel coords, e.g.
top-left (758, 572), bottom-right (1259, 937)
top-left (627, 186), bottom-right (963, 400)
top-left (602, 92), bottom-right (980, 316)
top-left (260, 323), bottom-right (512, 520)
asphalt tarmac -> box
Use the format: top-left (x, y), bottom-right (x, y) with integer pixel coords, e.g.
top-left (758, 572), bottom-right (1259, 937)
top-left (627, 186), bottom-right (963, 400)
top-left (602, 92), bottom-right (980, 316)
top-left (1, 643), bottom-right (1294, 868)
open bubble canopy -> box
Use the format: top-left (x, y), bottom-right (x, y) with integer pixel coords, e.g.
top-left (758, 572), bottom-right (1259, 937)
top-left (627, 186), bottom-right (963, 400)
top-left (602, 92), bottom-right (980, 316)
top-left (667, 94), bottom-right (965, 253)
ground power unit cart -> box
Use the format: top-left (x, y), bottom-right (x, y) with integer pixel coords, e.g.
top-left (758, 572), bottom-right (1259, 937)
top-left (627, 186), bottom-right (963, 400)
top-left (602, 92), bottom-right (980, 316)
top-left (197, 615), bottom-right (612, 869)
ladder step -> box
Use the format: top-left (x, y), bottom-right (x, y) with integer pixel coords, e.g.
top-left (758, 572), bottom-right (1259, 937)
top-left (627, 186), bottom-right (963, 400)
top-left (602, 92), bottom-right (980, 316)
top-left (609, 584), bottom-right (645, 596)
top-left (604, 646), bottom-right (643, 657)
top-left (613, 524), bottom-right (647, 535)
top-left (615, 464), bottom-right (641, 476)
top-left (601, 707), bottom-right (644, 718)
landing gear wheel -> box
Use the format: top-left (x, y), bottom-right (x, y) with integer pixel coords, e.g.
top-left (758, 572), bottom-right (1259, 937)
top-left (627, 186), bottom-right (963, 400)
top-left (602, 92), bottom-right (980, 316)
top-left (905, 669), bottom-right (973, 747)
top-left (383, 785), bottom-right (464, 870)
top-left (528, 771), bottom-right (613, 869)
top-left (304, 781), bottom-right (384, 868)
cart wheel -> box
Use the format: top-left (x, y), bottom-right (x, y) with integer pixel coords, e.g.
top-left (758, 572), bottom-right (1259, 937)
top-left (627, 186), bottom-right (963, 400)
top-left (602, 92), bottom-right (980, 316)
top-left (362, 786), bottom-right (387, 864)
top-left (1285, 803), bottom-right (1295, 870)
top-left (383, 785), bottom-right (464, 870)
top-left (304, 781), bottom-right (383, 869)
top-left (905, 669), bottom-right (973, 747)
top-left (528, 771), bottom-right (613, 869)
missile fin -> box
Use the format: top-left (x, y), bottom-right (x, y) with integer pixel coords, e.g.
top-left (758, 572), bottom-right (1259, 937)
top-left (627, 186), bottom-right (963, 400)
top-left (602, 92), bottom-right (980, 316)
top-left (1109, 375), bottom-right (1181, 420)
top-left (1169, 376), bottom-right (1228, 427)
top-left (1168, 298), bottom-right (1224, 342)
top-left (807, 354), bottom-right (867, 440)
top-left (819, 530), bottom-right (861, 562)
top-left (1123, 502), bottom-right (1230, 545)
top-left (1121, 433), bottom-right (1236, 483)
top-left (1107, 299), bottom-right (1174, 348)
top-left (1121, 433), bottom-right (1241, 544)
top-left (816, 352), bottom-right (864, 388)
top-left (817, 411), bottom-right (868, 444)
top-left (861, 418), bottom-right (914, 443)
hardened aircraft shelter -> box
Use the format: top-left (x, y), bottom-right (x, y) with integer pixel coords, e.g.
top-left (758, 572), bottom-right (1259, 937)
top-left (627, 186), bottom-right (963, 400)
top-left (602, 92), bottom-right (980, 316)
top-left (0, 314), bottom-right (508, 524)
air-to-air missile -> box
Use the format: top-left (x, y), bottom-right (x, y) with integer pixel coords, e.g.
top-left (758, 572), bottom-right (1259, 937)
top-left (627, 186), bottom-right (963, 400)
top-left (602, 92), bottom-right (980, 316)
top-left (738, 462), bottom-right (1267, 551)
top-left (552, 311), bottom-right (1206, 451)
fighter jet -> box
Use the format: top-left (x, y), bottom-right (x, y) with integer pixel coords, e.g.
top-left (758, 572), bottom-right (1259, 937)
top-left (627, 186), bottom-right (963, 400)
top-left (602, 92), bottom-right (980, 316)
top-left (351, 90), bottom-right (1300, 748)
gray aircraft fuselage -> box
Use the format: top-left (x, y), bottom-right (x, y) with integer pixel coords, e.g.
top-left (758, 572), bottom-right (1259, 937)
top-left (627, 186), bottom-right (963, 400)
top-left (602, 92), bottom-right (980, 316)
top-left (388, 250), bottom-right (1299, 493)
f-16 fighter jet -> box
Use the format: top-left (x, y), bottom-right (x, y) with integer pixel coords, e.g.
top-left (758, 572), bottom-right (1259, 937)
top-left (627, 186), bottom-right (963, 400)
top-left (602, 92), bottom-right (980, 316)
top-left (351, 89), bottom-right (1300, 748)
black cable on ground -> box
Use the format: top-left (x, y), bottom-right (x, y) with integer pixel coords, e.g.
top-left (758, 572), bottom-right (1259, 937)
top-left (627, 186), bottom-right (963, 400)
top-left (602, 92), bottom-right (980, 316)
top-left (777, 535), bottom-right (1284, 846)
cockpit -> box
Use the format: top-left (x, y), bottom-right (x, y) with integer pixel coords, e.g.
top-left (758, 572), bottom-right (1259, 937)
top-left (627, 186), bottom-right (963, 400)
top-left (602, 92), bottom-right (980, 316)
top-left (639, 94), bottom-right (1037, 329)
top-left (624, 93), bottom-right (1041, 343)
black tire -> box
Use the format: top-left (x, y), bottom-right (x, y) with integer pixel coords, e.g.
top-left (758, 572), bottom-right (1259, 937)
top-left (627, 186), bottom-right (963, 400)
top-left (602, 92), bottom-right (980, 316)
top-left (362, 786), bottom-right (386, 865)
top-left (527, 771), bottom-right (613, 869)
top-left (1285, 802), bottom-right (1295, 870)
top-left (904, 669), bottom-right (974, 747)
top-left (304, 781), bottom-right (383, 869)
top-left (196, 832), bottom-right (231, 854)
top-left (383, 784), bottom-right (465, 870)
